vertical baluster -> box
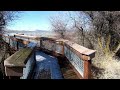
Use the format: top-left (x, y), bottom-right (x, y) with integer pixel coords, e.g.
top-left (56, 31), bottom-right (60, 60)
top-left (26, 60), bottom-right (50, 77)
top-left (61, 41), bottom-right (64, 55)
top-left (16, 40), bottom-right (19, 50)
top-left (9, 36), bottom-right (10, 45)
top-left (4, 36), bottom-right (6, 42)
top-left (40, 38), bottom-right (43, 50)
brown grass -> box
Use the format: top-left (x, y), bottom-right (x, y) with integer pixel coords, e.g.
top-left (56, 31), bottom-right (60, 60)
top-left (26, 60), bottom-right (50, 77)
top-left (92, 45), bottom-right (120, 79)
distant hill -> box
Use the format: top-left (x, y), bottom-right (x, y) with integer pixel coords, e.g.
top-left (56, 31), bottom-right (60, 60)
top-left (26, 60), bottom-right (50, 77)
top-left (35, 30), bottom-right (50, 32)
top-left (5, 29), bottom-right (55, 37)
top-left (5, 29), bottom-right (52, 33)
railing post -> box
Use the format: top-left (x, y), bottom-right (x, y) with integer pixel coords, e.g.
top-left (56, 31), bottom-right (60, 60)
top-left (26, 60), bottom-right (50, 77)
top-left (61, 41), bottom-right (64, 56)
top-left (28, 38), bottom-right (29, 42)
top-left (4, 36), bottom-right (6, 42)
top-left (84, 59), bottom-right (91, 79)
top-left (16, 41), bottom-right (19, 50)
top-left (9, 36), bottom-right (10, 45)
top-left (55, 42), bottom-right (57, 56)
top-left (40, 39), bottom-right (43, 49)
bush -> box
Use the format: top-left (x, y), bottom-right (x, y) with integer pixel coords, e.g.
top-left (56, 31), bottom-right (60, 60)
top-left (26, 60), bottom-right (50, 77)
top-left (92, 47), bottom-right (120, 79)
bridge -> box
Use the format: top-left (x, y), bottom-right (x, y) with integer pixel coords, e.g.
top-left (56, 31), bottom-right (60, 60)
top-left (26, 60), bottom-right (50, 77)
top-left (0, 34), bottom-right (96, 79)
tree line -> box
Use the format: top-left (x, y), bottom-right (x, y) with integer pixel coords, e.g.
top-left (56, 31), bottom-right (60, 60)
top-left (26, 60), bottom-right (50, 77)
top-left (50, 11), bottom-right (120, 56)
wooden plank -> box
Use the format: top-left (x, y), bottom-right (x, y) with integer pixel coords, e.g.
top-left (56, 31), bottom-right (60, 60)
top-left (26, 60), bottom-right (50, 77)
top-left (59, 56), bottom-right (83, 79)
top-left (63, 72), bottom-right (76, 77)
top-left (5, 67), bottom-right (23, 76)
top-left (65, 41), bottom-right (96, 55)
top-left (16, 48), bottom-right (32, 65)
top-left (62, 69), bottom-right (79, 79)
top-left (65, 75), bottom-right (79, 79)
top-left (65, 43), bottom-right (95, 60)
top-left (61, 64), bottom-right (80, 79)
top-left (61, 69), bottom-right (74, 73)
top-left (56, 39), bottom-right (96, 60)
top-left (56, 38), bottom-right (96, 56)
top-left (4, 42), bottom-right (36, 77)
top-left (14, 34), bottom-right (40, 40)
top-left (4, 48), bottom-right (32, 67)
top-left (4, 49), bottom-right (26, 67)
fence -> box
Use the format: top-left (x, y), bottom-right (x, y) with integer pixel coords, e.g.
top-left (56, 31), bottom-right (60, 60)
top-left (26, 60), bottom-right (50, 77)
top-left (39, 38), bottom-right (96, 79)
top-left (2, 34), bottom-right (96, 79)
top-left (1, 34), bottom-right (36, 79)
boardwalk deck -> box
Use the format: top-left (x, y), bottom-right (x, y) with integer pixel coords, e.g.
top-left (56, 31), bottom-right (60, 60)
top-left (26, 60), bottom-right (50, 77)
top-left (60, 61), bottom-right (80, 79)
top-left (61, 68), bottom-right (79, 79)
top-left (1, 34), bottom-right (96, 79)
top-left (32, 50), bottom-right (63, 79)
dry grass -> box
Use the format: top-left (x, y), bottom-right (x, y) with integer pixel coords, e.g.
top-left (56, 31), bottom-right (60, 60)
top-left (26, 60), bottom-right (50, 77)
top-left (92, 45), bottom-right (120, 79)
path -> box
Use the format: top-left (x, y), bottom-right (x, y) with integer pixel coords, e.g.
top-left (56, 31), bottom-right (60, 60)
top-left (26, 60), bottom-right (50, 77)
top-left (32, 50), bottom-right (63, 79)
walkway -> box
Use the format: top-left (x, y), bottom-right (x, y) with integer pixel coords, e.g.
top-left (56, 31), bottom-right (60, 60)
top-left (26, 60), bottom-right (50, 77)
top-left (32, 50), bottom-right (63, 79)
top-left (59, 58), bottom-right (80, 79)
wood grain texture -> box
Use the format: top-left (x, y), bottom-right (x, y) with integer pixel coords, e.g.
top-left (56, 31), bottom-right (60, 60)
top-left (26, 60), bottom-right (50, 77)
top-left (4, 48), bottom-right (33, 67)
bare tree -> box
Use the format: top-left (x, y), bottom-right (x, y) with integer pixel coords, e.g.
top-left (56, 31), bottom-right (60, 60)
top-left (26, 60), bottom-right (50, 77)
top-left (0, 11), bottom-right (19, 51)
top-left (0, 11), bottom-right (20, 79)
top-left (69, 12), bottom-right (86, 46)
top-left (84, 11), bottom-right (120, 55)
top-left (50, 13), bottom-right (69, 39)
top-left (68, 11), bottom-right (95, 49)
top-left (0, 11), bottom-right (19, 52)
top-left (0, 11), bottom-right (19, 34)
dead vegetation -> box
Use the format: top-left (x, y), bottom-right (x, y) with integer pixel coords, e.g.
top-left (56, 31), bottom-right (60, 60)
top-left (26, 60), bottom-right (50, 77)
top-left (50, 11), bottom-right (120, 79)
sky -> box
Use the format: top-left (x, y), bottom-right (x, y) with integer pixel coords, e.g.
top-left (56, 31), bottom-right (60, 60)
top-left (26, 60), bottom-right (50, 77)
top-left (6, 11), bottom-right (90, 31)
top-left (7, 11), bottom-right (62, 31)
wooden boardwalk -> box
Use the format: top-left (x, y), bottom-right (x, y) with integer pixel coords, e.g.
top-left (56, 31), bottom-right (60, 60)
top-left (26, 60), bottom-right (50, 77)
top-left (61, 66), bottom-right (80, 79)
top-left (32, 50), bottom-right (63, 79)
top-left (1, 34), bottom-right (96, 79)
top-left (38, 50), bottom-right (81, 79)
top-left (57, 56), bottom-right (80, 79)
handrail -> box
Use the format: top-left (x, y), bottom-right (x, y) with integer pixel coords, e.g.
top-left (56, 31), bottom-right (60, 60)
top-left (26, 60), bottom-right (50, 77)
top-left (2, 34), bottom-right (96, 79)
top-left (39, 36), bottom-right (96, 79)
top-left (58, 39), bottom-right (96, 79)
top-left (1, 34), bottom-right (30, 51)
top-left (1, 34), bottom-right (36, 79)
top-left (4, 42), bottom-right (36, 78)
top-left (4, 48), bottom-right (33, 67)
top-left (14, 34), bottom-right (40, 40)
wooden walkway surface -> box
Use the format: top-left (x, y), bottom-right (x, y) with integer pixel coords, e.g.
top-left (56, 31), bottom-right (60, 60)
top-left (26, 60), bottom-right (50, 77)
top-left (58, 56), bottom-right (80, 79)
top-left (37, 48), bottom-right (80, 79)
top-left (32, 50), bottom-right (80, 79)
top-left (32, 50), bottom-right (63, 79)
top-left (61, 66), bottom-right (80, 79)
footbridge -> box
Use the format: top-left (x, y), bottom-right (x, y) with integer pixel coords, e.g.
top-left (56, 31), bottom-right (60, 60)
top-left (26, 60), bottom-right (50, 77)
top-left (0, 34), bottom-right (96, 79)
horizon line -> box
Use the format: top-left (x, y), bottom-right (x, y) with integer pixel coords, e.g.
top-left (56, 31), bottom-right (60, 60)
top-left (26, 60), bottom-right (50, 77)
top-left (5, 29), bottom-right (51, 31)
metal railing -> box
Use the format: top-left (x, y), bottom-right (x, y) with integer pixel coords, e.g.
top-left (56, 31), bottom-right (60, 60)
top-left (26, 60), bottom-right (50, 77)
top-left (39, 37), bottom-right (96, 79)
top-left (1, 34), bottom-right (96, 79)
